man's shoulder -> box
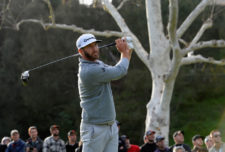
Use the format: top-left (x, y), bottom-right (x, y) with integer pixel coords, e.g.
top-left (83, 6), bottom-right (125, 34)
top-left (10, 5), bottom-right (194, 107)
top-left (79, 61), bottom-right (105, 75)
top-left (44, 136), bottom-right (53, 142)
top-left (140, 143), bottom-right (147, 148)
top-left (37, 137), bottom-right (43, 142)
top-left (19, 139), bottom-right (26, 145)
top-left (141, 143), bottom-right (156, 149)
top-left (182, 144), bottom-right (191, 151)
top-left (58, 138), bottom-right (65, 144)
top-left (8, 141), bottom-right (14, 147)
top-left (222, 142), bottom-right (225, 148)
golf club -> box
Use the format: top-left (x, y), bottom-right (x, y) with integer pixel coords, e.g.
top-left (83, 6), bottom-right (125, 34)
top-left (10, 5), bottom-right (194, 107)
top-left (21, 37), bottom-right (134, 85)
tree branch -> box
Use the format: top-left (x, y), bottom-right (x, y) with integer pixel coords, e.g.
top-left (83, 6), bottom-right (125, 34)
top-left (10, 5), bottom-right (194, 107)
top-left (16, 19), bottom-right (123, 37)
top-left (165, 0), bottom-right (183, 82)
top-left (178, 38), bottom-right (188, 47)
top-left (187, 18), bottom-right (213, 56)
top-left (102, 0), bottom-right (150, 69)
top-left (181, 55), bottom-right (225, 66)
top-left (215, 0), bottom-right (225, 5)
top-left (177, 0), bottom-right (211, 38)
top-left (43, 0), bottom-right (55, 25)
top-left (182, 40), bottom-right (225, 55)
top-left (190, 19), bottom-right (213, 46)
top-left (0, 0), bottom-right (11, 30)
top-left (117, 0), bottom-right (129, 10)
top-left (167, 0), bottom-right (178, 45)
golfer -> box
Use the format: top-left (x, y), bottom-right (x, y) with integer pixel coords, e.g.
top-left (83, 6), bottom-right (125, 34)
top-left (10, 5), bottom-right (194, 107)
top-left (76, 33), bottom-right (132, 152)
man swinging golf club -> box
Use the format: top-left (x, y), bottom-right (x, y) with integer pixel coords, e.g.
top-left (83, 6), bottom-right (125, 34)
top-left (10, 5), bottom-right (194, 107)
top-left (77, 33), bottom-right (132, 152)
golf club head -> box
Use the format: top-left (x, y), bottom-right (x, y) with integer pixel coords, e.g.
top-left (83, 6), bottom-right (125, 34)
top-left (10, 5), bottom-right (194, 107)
top-left (21, 71), bottom-right (30, 86)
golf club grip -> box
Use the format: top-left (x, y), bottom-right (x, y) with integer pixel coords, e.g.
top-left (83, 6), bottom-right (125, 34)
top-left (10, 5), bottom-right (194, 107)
top-left (99, 42), bottom-right (116, 49)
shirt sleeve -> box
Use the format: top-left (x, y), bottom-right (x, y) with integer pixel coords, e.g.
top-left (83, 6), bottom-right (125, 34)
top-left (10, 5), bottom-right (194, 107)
top-left (85, 58), bottom-right (129, 83)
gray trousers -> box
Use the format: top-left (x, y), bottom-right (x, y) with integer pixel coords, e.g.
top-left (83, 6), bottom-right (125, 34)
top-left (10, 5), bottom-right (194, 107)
top-left (80, 121), bottom-right (118, 152)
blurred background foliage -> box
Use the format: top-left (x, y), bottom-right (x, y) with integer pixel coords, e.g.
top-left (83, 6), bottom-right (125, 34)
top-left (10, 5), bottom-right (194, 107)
top-left (0, 0), bottom-right (225, 146)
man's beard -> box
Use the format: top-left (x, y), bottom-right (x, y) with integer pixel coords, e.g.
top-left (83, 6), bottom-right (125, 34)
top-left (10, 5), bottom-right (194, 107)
top-left (53, 133), bottom-right (59, 137)
top-left (84, 50), bottom-right (98, 61)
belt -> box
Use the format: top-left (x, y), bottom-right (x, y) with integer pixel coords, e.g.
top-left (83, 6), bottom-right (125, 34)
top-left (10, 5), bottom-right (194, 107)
top-left (96, 121), bottom-right (114, 126)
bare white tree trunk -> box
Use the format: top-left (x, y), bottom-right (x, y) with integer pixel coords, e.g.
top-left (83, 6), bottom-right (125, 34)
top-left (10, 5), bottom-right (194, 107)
top-left (146, 77), bottom-right (175, 145)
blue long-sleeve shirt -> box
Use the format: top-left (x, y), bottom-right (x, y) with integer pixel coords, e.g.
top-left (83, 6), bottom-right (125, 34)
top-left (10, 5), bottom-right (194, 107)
top-left (78, 57), bottom-right (129, 124)
top-left (6, 139), bottom-right (26, 152)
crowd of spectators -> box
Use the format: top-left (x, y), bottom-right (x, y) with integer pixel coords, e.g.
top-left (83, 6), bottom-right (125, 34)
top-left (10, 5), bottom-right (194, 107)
top-left (119, 128), bottom-right (224, 152)
top-left (0, 123), bottom-right (224, 152)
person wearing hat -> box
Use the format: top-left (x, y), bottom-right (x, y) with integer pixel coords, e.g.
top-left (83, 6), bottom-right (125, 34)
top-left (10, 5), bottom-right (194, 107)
top-left (117, 122), bottom-right (127, 152)
top-left (26, 126), bottom-right (43, 152)
top-left (155, 136), bottom-right (169, 152)
top-left (65, 130), bottom-right (78, 152)
top-left (169, 130), bottom-right (191, 152)
top-left (0, 137), bottom-right (11, 152)
top-left (140, 130), bottom-right (157, 152)
top-left (209, 129), bottom-right (225, 152)
top-left (6, 129), bottom-right (26, 152)
top-left (77, 33), bottom-right (132, 152)
top-left (43, 125), bottom-right (66, 152)
top-left (191, 135), bottom-right (207, 152)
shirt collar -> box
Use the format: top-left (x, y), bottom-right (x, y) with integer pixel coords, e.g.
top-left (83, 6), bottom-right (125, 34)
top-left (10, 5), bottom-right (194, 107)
top-left (79, 57), bottom-right (99, 65)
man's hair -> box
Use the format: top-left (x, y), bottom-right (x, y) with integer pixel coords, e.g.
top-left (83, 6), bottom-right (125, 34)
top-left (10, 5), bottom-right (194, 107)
top-left (28, 126), bottom-right (37, 133)
top-left (210, 129), bottom-right (220, 137)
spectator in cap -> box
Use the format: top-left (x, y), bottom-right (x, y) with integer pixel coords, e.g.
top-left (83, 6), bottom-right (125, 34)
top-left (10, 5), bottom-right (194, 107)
top-left (172, 146), bottom-right (185, 152)
top-left (169, 130), bottom-right (191, 152)
top-left (209, 129), bottom-right (225, 152)
top-left (154, 136), bottom-right (169, 152)
top-left (204, 136), bottom-right (213, 150)
top-left (117, 121), bottom-right (127, 152)
top-left (6, 129), bottom-right (26, 152)
top-left (122, 135), bottom-right (140, 152)
top-left (65, 130), bottom-right (78, 152)
top-left (0, 137), bottom-right (11, 152)
top-left (191, 135), bottom-right (207, 152)
top-left (140, 130), bottom-right (157, 152)
top-left (119, 135), bottom-right (127, 152)
top-left (26, 126), bottom-right (43, 152)
top-left (43, 125), bottom-right (66, 152)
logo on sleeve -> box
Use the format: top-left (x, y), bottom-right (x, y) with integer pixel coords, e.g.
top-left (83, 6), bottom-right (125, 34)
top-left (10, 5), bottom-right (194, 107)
top-left (101, 68), bottom-right (105, 72)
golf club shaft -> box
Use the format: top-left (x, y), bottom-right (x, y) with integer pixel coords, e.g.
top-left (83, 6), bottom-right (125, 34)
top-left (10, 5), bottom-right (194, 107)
top-left (27, 42), bottom-right (116, 72)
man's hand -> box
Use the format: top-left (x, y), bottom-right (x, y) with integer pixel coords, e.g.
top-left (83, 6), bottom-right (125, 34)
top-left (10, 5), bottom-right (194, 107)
top-left (115, 38), bottom-right (132, 60)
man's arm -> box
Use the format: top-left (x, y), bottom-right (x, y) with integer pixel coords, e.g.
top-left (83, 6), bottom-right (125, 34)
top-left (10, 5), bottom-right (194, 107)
top-left (81, 38), bottom-right (132, 83)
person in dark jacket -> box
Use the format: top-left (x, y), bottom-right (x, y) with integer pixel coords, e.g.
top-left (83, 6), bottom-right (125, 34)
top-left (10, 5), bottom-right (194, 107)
top-left (169, 130), bottom-right (191, 152)
top-left (140, 130), bottom-right (157, 152)
top-left (154, 136), bottom-right (169, 152)
top-left (0, 137), bottom-right (11, 152)
top-left (65, 130), bottom-right (78, 152)
top-left (6, 130), bottom-right (26, 152)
